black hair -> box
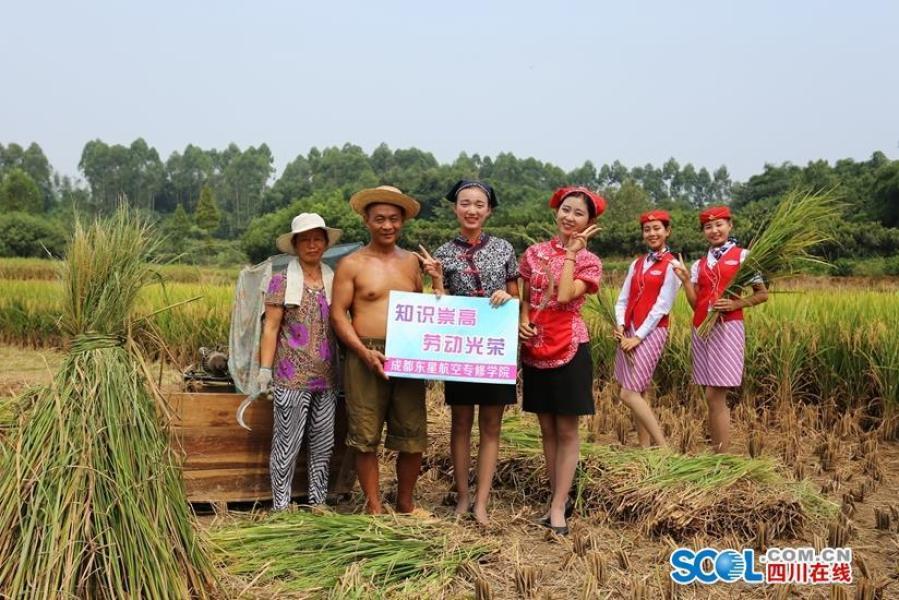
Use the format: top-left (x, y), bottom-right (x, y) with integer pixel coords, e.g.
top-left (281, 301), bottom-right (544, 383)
top-left (560, 192), bottom-right (596, 219)
top-left (445, 179), bottom-right (498, 207)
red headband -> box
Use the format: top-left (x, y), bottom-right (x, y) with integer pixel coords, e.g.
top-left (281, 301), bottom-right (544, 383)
top-left (640, 210), bottom-right (671, 225)
top-left (549, 186), bottom-right (606, 217)
top-left (699, 206), bottom-right (731, 224)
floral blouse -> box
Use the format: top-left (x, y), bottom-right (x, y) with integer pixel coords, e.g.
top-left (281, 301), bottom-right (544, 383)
top-left (433, 233), bottom-right (519, 297)
top-left (264, 272), bottom-right (336, 391)
top-left (518, 237), bottom-right (602, 368)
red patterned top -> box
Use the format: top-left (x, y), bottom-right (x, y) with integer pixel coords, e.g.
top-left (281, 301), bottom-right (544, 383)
top-left (518, 238), bottom-right (602, 368)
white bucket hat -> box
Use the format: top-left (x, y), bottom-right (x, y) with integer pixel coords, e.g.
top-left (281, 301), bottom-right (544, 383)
top-left (275, 213), bottom-right (343, 255)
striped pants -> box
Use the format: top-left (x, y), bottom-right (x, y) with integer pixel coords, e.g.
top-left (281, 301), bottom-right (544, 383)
top-left (270, 386), bottom-right (337, 510)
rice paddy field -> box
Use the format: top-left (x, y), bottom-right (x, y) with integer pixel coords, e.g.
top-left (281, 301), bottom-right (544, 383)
top-left (1, 257), bottom-right (897, 410)
top-left (2, 256), bottom-right (899, 598)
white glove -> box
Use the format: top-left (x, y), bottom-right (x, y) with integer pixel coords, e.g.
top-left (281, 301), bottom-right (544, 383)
top-left (256, 367), bottom-right (273, 392)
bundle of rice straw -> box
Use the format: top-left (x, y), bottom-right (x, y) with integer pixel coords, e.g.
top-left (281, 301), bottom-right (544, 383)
top-left (211, 511), bottom-right (491, 596)
top-left (583, 289), bottom-right (618, 331)
top-left (0, 208), bottom-right (213, 598)
top-left (492, 415), bottom-right (835, 541)
top-left (583, 290), bottom-right (635, 369)
top-left (697, 188), bottom-right (840, 337)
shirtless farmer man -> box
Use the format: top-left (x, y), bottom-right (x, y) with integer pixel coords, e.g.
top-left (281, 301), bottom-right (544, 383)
top-left (330, 185), bottom-right (427, 514)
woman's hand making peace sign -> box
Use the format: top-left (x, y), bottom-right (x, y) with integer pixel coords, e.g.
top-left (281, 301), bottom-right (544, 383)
top-left (565, 224), bottom-right (601, 253)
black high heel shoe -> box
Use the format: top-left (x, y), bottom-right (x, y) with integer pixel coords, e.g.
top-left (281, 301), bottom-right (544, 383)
top-left (544, 523), bottom-right (570, 536)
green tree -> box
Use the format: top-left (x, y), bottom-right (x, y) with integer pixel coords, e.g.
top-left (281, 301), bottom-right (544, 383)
top-left (731, 163), bottom-right (801, 209)
top-left (195, 185), bottom-right (221, 235)
top-left (568, 160), bottom-right (598, 188)
top-left (0, 142), bottom-right (53, 209)
top-left (260, 152), bottom-right (314, 213)
top-left (871, 161), bottom-right (899, 228)
top-left (221, 143), bottom-right (274, 233)
top-left (593, 179), bottom-right (652, 256)
top-left (160, 203), bottom-right (193, 256)
top-left (0, 212), bottom-right (66, 257)
top-left (165, 144), bottom-right (214, 211)
top-left (0, 168), bottom-right (43, 213)
top-left (242, 189), bottom-right (362, 263)
top-left (170, 203), bottom-right (193, 237)
top-left (78, 138), bottom-right (164, 212)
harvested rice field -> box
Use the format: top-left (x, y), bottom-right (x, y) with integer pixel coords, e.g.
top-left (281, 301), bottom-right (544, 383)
top-left (3, 344), bottom-right (899, 598)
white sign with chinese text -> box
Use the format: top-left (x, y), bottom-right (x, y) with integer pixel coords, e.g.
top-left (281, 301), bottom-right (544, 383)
top-left (384, 291), bottom-right (519, 385)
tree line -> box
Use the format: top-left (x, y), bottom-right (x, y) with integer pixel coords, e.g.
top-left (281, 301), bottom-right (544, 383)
top-left (1, 140), bottom-right (898, 273)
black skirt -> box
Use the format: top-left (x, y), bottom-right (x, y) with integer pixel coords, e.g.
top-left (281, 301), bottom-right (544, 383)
top-left (522, 343), bottom-right (594, 416)
top-left (445, 380), bottom-right (517, 406)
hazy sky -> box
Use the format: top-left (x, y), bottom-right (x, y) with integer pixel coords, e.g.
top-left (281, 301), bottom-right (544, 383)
top-left (2, 0), bottom-right (897, 182)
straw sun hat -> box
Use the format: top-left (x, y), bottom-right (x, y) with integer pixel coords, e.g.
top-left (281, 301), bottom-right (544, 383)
top-left (349, 185), bottom-right (421, 219)
top-left (275, 213), bottom-right (342, 255)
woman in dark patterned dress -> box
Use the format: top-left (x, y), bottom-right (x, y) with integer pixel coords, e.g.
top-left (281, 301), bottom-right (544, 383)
top-left (417, 180), bottom-right (519, 525)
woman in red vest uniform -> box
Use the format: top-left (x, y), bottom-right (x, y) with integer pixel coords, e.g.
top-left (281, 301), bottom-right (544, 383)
top-left (613, 210), bottom-right (680, 448)
top-left (519, 186), bottom-right (603, 535)
top-left (672, 206), bottom-right (768, 452)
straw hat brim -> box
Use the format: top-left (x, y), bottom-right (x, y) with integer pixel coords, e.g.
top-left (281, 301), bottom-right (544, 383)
top-left (349, 188), bottom-right (421, 219)
top-left (275, 226), bottom-right (343, 255)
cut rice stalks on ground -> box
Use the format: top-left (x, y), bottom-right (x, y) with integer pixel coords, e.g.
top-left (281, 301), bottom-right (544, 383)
top-left (0, 208), bottom-right (214, 599)
top-left (210, 510), bottom-right (493, 598)
top-left (493, 415), bottom-right (836, 541)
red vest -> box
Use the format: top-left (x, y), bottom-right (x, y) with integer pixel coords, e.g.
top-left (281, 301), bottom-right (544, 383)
top-left (693, 245), bottom-right (744, 328)
top-left (624, 253), bottom-right (674, 331)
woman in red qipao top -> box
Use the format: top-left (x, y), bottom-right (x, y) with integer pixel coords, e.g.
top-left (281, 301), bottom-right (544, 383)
top-left (519, 186), bottom-right (603, 535)
top-left (671, 206), bottom-right (768, 453)
top-left (613, 210), bottom-right (681, 448)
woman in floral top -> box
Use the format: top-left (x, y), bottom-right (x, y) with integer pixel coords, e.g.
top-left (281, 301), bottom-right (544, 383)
top-left (518, 186), bottom-right (604, 535)
top-left (259, 213), bottom-right (342, 510)
top-left (418, 179), bottom-right (519, 526)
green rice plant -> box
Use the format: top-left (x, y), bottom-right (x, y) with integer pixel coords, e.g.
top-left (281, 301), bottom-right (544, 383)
top-left (0, 257), bottom-right (62, 280)
top-left (210, 511), bottom-right (492, 598)
top-left (698, 188), bottom-right (841, 337)
top-left (0, 208), bottom-right (214, 599)
top-left (2, 256), bottom-right (897, 408)
top-left (583, 291), bottom-right (620, 376)
top-left (581, 286), bottom-right (899, 409)
top-left (0, 279), bottom-right (232, 364)
top-left (0, 256), bottom-right (241, 285)
top-left (863, 319), bottom-right (899, 412)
